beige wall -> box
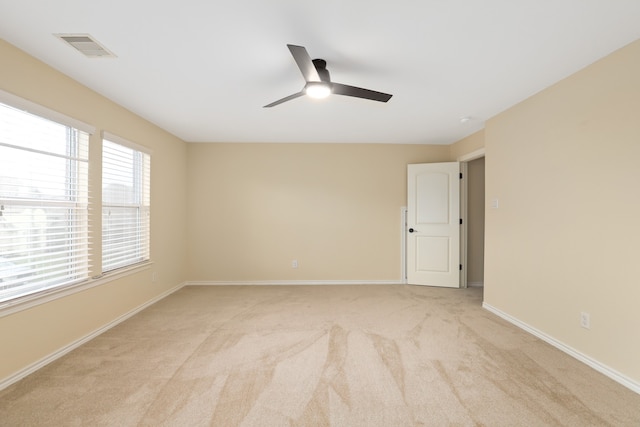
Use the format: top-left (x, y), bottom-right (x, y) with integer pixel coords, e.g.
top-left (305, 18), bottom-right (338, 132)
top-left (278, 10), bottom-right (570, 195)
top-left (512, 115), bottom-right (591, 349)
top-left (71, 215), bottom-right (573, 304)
top-left (0, 40), bottom-right (188, 381)
top-left (449, 129), bottom-right (484, 160)
top-left (186, 143), bottom-right (450, 282)
top-left (484, 38), bottom-right (640, 383)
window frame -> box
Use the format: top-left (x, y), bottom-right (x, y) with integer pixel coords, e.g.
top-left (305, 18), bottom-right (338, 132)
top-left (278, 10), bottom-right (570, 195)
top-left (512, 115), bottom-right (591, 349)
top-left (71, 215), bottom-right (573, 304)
top-left (101, 132), bottom-right (152, 273)
top-left (0, 90), bottom-right (94, 306)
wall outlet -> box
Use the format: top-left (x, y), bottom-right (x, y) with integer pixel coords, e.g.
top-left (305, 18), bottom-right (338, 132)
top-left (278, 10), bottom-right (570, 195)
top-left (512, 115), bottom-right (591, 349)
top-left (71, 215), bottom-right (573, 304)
top-left (580, 312), bottom-right (590, 329)
top-left (292, 259), bottom-right (298, 269)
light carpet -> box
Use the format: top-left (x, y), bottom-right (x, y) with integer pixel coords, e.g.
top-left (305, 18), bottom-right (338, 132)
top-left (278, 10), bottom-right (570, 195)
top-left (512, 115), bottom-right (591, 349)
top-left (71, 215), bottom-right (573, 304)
top-left (1, 285), bottom-right (639, 426)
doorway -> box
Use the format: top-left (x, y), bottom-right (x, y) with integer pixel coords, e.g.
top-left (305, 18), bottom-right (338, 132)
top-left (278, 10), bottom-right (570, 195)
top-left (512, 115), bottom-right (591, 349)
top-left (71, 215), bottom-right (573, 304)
top-left (403, 150), bottom-right (485, 288)
top-left (464, 156), bottom-right (485, 287)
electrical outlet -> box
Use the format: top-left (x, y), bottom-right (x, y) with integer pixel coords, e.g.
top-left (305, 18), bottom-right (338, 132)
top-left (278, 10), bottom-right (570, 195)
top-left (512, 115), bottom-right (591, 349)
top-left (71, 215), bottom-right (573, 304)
top-left (292, 259), bottom-right (298, 269)
top-left (580, 312), bottom-right (590, 329)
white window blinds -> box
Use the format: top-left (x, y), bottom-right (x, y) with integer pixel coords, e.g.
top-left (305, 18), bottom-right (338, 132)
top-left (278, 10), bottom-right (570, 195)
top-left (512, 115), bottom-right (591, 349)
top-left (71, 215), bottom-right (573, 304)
top-left (102, 134), bottom-right (150, 272)
top-left (0, 101), bottom-right (90, 303)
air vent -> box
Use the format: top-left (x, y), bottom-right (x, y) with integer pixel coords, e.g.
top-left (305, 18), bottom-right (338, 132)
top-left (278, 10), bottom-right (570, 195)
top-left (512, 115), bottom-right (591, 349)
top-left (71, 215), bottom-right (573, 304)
top-left (55, 34), bottom-right (116, 58)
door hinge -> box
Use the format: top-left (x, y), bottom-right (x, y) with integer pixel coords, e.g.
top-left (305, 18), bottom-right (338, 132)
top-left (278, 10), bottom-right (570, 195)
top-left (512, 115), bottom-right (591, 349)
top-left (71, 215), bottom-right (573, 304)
top-left (459, 173), bottom-right (463, 179)
top-left (459, 218), bottom-right (463, 225)
top-left (459, 264), bottom-right (463, 271)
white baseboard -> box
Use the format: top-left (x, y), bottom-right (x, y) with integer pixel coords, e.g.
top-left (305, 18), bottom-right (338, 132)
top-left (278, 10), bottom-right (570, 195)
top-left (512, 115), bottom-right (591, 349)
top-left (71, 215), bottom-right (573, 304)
top-left (483, 302), bottom-right (640, 395)
top-left (187, 280), bottom-right (403, 286)
top-left (0, 281), bottom-right (186, 392)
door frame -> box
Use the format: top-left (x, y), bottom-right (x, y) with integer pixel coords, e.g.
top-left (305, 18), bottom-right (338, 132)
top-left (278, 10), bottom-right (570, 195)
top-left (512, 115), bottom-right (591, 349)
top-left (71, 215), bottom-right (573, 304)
top-left (401, 206), bottom-right (408, 283)
top-left (457, 148), bottom-right (485, 288)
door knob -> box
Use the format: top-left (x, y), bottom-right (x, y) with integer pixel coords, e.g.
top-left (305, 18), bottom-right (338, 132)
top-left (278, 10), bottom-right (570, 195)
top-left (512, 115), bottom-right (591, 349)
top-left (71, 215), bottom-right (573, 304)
top-left (409, 228), bottom-right (416, 233)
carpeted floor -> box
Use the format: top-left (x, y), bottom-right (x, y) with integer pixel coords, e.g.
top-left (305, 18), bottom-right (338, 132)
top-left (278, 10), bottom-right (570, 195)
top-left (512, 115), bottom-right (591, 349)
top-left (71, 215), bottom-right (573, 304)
top-left (1, 285), bottom-right (639, 426)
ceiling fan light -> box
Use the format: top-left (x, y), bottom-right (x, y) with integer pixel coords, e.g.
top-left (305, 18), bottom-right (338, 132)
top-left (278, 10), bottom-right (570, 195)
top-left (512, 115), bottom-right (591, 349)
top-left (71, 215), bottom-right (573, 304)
top-left (305, 82), bottom-right (331, 99)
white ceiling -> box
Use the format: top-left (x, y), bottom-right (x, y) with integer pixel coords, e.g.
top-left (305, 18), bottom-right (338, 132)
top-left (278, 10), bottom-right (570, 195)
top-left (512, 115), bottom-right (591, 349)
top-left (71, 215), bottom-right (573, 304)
top-left (1, 1), bottom-right (640, 145)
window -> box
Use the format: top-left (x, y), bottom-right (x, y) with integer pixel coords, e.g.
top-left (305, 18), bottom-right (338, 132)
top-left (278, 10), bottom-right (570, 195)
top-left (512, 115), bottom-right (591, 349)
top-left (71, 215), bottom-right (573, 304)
top-left (0, 99), bottom-right (91, 303)
top-left (102, 133), bottom-right (150, 272)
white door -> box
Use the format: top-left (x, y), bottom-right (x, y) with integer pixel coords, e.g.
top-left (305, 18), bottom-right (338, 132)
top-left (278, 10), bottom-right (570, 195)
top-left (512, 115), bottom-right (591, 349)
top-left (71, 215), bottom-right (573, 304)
top-left (407, 162), bottom-right (460, 287)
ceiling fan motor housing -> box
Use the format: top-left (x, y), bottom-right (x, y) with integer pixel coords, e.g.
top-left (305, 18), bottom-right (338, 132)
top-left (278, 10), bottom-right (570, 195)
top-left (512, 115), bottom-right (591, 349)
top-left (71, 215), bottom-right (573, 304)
top-left (313, 59), bottom-right (331, 82)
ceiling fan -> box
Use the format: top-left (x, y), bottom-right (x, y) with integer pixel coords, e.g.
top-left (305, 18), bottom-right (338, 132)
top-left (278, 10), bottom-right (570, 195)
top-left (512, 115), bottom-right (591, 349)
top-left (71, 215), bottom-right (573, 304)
top-left (264, 44), bottom-right (393, 108)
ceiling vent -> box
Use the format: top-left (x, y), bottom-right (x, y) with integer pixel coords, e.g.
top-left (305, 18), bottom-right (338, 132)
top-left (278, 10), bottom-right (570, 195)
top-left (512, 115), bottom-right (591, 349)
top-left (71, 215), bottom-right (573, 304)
top-left (55, 34), bottom-right (116, 58)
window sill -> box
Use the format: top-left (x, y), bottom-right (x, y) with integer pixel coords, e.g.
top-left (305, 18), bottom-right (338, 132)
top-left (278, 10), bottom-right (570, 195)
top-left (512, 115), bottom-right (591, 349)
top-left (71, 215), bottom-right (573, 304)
top-left (0, 261), bottom-right (153, 318)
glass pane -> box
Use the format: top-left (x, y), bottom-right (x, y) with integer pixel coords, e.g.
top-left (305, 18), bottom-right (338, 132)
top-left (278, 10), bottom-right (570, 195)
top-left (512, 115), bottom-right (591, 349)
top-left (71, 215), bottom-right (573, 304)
top-left (0, 146), bottom-right (71, 201)
top-left (102, 206), bottom-right (142, 271)
top-left (103, 140), bottom-right (137, 205)
top-left (0, 103), bottom-right (69, 156)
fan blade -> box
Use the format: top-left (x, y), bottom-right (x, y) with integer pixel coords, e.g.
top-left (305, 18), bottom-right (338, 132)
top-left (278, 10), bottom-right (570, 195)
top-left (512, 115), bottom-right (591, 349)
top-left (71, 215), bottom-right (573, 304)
top-left (263, 91), bottom-right (305, 108)
top-left (287, 44), bottom-right (321, 82)
top-left (331, 83), bottom-right (392, 103)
